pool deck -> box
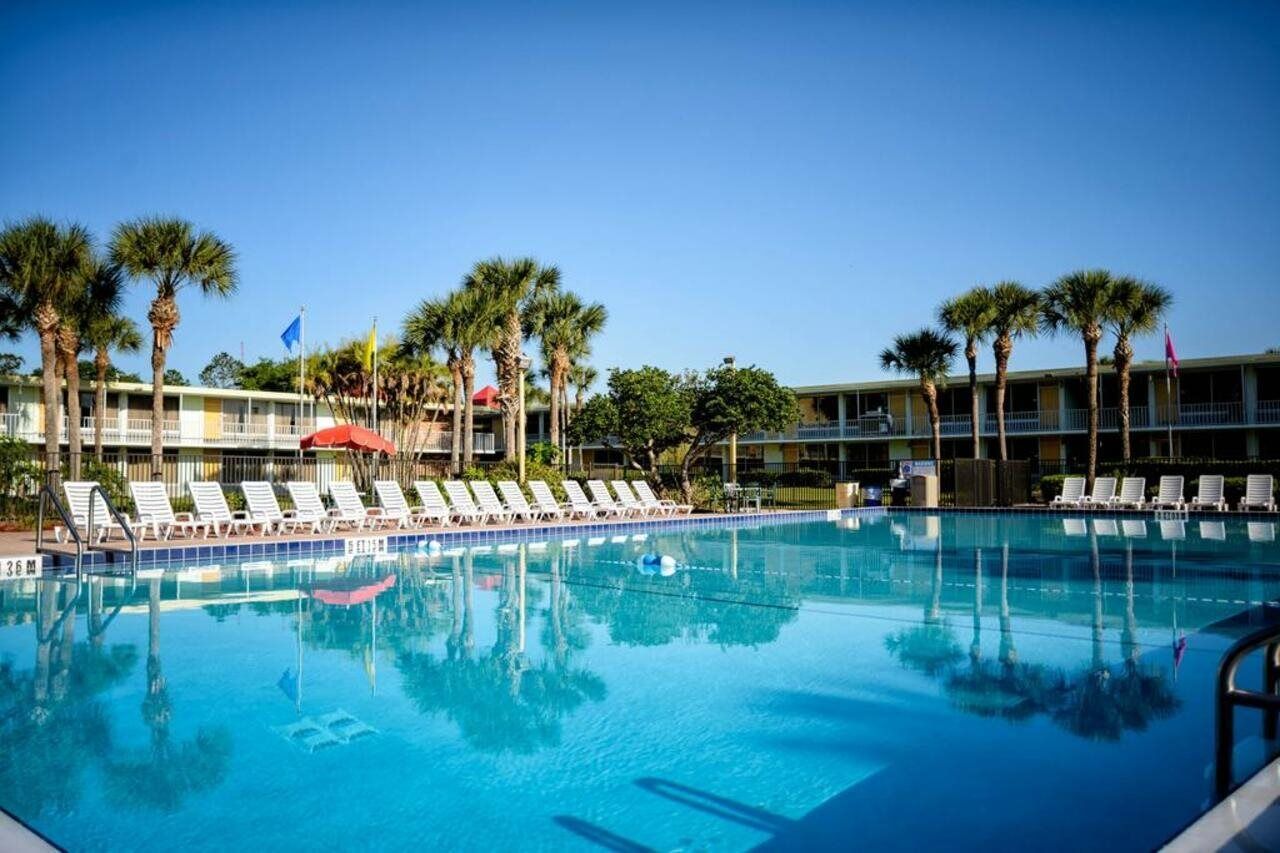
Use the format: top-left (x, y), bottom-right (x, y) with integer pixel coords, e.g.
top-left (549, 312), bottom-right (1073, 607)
top-left (1162, 755), bottom-right (1280, 851)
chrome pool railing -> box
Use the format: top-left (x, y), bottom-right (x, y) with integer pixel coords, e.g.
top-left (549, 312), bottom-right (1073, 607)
top-left (1214, 620), bottom-right (1280, 799)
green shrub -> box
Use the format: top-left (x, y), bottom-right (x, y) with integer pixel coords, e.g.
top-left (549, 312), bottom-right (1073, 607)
top-left (1038, 474), bottom-right (1067, 504)
top-left (77, 460), bottom-right (133, 514)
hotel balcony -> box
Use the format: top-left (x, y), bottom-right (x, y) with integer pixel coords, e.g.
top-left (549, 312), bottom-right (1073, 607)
top-left (738, 400), bottom-right (1278, 442)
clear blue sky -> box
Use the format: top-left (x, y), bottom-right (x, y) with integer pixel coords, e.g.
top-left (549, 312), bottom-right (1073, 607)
top-left (2, 0), bottom-right (1278, 389)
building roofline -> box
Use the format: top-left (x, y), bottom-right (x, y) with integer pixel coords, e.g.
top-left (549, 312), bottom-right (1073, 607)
top-left (790, 351), bottom-right (1280, 395)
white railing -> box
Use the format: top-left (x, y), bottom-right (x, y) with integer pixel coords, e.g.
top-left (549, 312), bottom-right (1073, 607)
top-left (1259, 401), bottom-right (1280, 424)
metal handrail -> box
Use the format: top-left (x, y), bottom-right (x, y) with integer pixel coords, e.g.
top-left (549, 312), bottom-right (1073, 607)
top-left (1214, 620), bottom-right (1280, 799)
top-left (35, 484), bottom-right (83, 572)
top-left (87, 484), bottom-right (138, 570)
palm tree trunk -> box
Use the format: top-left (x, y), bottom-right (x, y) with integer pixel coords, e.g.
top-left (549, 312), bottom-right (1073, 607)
top-left (496, 312), bottom-right (522, 458)
top-left (36, 309), bottom-right (61, 482)
top-left (1084, 328), bottom-right (1100, 488)
top-left (548, 353), bottom-right (565, 450)
top-left (994, 333), bottom-right (1012, 461)
top-left (1115, 337), bottom-right (1133, 461)
top-left (966, 339), bottom-right (979, 458)
top-left (59, 330), bottom-right (82, 479)
top-left (921, 378), bottom-right (942, 461)
top-left (94, 350), bottom-right (109, 462)
top-left (449, 360), bottom-right (463, 476)
top-left (462, 354), bottom-right (476, 468)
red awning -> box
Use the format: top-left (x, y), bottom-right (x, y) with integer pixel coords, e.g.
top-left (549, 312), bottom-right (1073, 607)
top-left (472, 385), bottom-right (500, 408)
top-left (311, 574), bottom-right (397, 606)
top-left (300, 424), bottom-right (396, 455)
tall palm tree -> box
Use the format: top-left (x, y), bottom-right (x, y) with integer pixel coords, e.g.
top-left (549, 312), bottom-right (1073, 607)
top-left (83, 311), bottom-right (143, 461)
top-left (937, 288), bottom-right (994, 458)
top-left (402, 287), bottom-right (493, 473)
top-left (1041, 269), bottom-right (1115, 487)
top-left (525, 290), bottom-right (607, 451)
top-left (879, 328), bottom-right (958, 461)
top-left (987, 281), bottom-right (1042, 461)
top-left (568, 363), bottom-right (597, 417)
top-left (0, 217), bottom-right (92, 479)
top-left (1106, 277), bottom-right (1172, 460)
top-left (464, 257), bottom-right (560, 457)
top-left (111, 218), bottom-right (237, 479)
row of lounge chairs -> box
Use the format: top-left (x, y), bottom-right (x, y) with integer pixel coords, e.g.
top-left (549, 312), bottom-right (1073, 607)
top-left (56, 477), bottom-right (693, 542)
top-left (1050, 474), bottom-right (1276, 512)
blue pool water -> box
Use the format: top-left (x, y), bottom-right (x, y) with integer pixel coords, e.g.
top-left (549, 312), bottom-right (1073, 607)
top-left (3, 511), bottom-right (1280, 851)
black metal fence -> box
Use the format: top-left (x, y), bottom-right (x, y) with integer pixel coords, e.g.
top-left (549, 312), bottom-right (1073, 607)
top-left (954, 459), bottom-right (1031, 507)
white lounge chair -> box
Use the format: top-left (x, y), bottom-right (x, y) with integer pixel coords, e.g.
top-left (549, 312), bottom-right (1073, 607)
top-left (1160, 520), bottom-right (1186, 540)
top-left (414, 481), bottom-right (466, 526)
top-left (1121, 519), bottom-right (1148, 538)
top-left (1240, 475), bottom-right (1276, 512)
top-left (1092, 519), bottom-right (1119, 537)
top-left (1062, 518), bottom-right (1087, 536)
top-left (528, 481), bottom-right (568, 521)
top-left (469, 481), bottom-right (515, 524)
top-left (189, 481), bottom-right (269, 536)
top-left (498, 481), bottom-right (544, 522)
top-left (610, 481), bottom-right (654, 516)
top-left (58, 481), bottom-right (130, 543)
top-left (1084, 477), bottom-right (1117, 508)
top-left (130, 481), bottom-right (212, 540)
top-left (1249, 522), bottom-right (1276, 543)
top-left (1051, 476), bottom-right (1087, 508)
top-left (1190, 475), bottom-right (1227, 512)
top-left (1110, 477), bottom-right (1146, 509)
top-left (328, 482), bottom-right (388, 530)
top-left (562, 481), bottom-right (601, 519)
top-left (280, 481), bottom-right (340, 527)
top-left (1149, 476), bottom-right (1185, 511)
top-left (242, 481), bottom-right (325, 534)
top-left (586, 480), bottom-right (630, 517)
top-left (444, 481), bottom-right (491, 525)
top-left (632, 480), bottom-right (692, 515)
top-left (374, 480), bottom-right (445, 528)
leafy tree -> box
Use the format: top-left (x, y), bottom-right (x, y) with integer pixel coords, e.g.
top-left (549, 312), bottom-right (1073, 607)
top-left (568, 367), bottom-right (692, 485)
top-left (163, 368), bottom-right (189, 386)
top-left (464, 257), bottom-right (559, 458)
top-left (83, 311), bottom-right (142, 460)
top-left (238, 357), bottom-right (299, 392)
top-left (1041, 269), bottom-right (1115, 486)
top-left (679, 364), bottom-right (798, 501)
top-left (0, 217), bottom-right (92, 480)
top-left (1106, 277), bottom-right (1171, 460)
top-left (0, 353), bottom-right (22, 374)
top-left (197, 352), bottom-right (245, 388)
top-left (879, 328), bottom-right (958, 461)
top-left (987, 282), bottom-right (1042, 461)
top-left (111, 217), bottom-right (237, 479)
top-left (936, 288), bottom-right (994, 458)
top-left (525, 290), bottom-right (607, 450)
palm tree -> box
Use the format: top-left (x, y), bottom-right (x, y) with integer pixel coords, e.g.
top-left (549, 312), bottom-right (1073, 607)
top-left (937, 288), bottom-right (994, 458)
top-left (84, 311), bottom-right (143, 461)
top-left (879, 329), bottom-right (958, 461)
top-left (1107, 277), bottom-right (1172, 460)
top-left (1041, 269), bottom-right (1115, 487)
top-left (111, 218), bottom-right (237, 479)
top-left (526, 290), bottom-right (607, 451)
top-left (57, 257), bottom-right (128, 476)
top-left (403, 288), bottom-right (493, 474)
top-left (464, 257), bottom-right (560, 457)
top-left (0, 217), bottom-right (92, 479)
top-left (568, 363), bottom-right (597, 417)
top-left (987, 282), bottom-right (1042, 461)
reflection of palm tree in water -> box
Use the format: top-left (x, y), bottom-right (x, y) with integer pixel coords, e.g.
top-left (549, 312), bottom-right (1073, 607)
top-left (998, 544), bottom-right (1016, 668)
top-left (105, 576), bottom-right (231, 812)
top-left (885, 543), bottom-right (963, 676)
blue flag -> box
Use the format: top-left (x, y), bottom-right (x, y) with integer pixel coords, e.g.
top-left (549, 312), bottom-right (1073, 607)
top-left (281, 315), bottom-right (301, 352)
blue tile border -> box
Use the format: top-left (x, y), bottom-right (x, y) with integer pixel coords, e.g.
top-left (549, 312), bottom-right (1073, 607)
top-left (32, 503), bottom-right (1279, 572)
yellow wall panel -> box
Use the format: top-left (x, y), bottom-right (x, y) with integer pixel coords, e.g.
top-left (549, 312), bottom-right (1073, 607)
top-left (203, 397), bottom-right (221, 439)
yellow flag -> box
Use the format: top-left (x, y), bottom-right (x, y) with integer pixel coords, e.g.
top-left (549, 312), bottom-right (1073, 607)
top-left (363, 326), bottom-right (377, 370)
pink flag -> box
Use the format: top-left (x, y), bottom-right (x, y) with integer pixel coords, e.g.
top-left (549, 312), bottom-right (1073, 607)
top-left (1164, 328), bottom-right (1179, 378)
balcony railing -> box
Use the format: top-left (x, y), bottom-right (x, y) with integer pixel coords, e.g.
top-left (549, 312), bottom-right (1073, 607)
top-left (1259, 401), bottom-right (1280, 424)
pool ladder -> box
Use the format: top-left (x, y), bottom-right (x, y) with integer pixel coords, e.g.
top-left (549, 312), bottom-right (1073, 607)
top-left (35, 484), bottom-right (138, 577)
top-left (1213, 620), bottom-right (1280, 799)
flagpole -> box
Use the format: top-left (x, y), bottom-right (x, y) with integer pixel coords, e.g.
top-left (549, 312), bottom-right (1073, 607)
top-left (1164, 324), bottom-right (1174, 457)
top-left (371, 317), bottom-right (378, 436)
top-left (298, 306), bottom-right (305, 460)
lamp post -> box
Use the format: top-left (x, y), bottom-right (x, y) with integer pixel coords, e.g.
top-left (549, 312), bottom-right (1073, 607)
top-left (724, 355), bottom-right (737, 484)
top-left (518, 353), bottom-right (532, 483)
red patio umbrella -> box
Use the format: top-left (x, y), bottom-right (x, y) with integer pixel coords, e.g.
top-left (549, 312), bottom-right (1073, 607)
top-left (300, 423), bottom-right (396, 455)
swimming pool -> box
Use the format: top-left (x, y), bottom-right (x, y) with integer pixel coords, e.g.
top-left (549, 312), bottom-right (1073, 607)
top-left (2, 510), bottom-right (1279, 850)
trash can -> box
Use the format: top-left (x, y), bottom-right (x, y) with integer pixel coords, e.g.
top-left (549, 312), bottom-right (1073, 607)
top-left (911, 474), bottom-right (939, 508)
top-left (834, 481), bottom-right (861, 508)
top-left (890, 478), bottom-right (910, 507)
